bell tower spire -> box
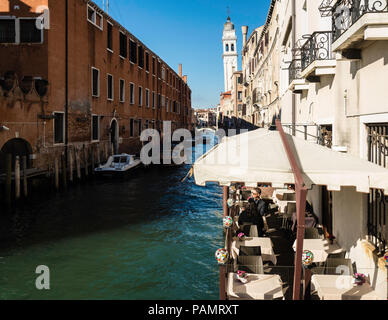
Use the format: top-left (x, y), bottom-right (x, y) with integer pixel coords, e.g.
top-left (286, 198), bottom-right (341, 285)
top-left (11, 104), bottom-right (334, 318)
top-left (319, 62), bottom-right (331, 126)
top-left (222, 15), bottom-right (238, 92)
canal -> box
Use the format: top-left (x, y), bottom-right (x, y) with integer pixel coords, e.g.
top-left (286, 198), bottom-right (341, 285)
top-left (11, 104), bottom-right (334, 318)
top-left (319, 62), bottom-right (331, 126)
top-left (0, 143), bottom-right (224, 300)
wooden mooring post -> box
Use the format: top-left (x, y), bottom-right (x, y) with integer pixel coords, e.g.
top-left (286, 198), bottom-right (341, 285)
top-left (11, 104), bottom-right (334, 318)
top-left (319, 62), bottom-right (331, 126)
top-left (61, 154), bottom-right (67, 190)
top-left (69, 148), bottom-right (74, 183)
top-left (5, 154), bottom-right (12, 205)
top-left (76, 148), bottom-right (81, 180)
top-left (84, 147), bottom-right (88, 177)
top-left (54, 157), bottom-right (59, 190)
top-left (22, 156), bottom-right (28, 197)
top-left (15, 156), bottom-right (20, 200)
top-left (91, 147), bottom-right (95, 174)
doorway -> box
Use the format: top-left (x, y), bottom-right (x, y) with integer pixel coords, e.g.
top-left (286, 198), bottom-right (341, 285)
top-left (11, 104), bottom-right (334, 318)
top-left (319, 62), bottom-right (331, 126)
top-left (110, 119), bottom-right (118, 154)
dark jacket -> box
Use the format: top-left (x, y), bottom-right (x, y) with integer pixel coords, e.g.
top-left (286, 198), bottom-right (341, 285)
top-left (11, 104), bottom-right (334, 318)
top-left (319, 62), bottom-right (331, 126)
top-left (239, 198), bottom-right (265, 233)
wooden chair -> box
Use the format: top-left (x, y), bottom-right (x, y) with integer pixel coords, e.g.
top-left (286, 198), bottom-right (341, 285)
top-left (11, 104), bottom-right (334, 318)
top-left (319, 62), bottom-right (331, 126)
top-left (324, 258), bottom-right (353, 275)
top-left (237, 255), bottom-right (264, 274)
top-left (239, 245), bottom-right (262, 256)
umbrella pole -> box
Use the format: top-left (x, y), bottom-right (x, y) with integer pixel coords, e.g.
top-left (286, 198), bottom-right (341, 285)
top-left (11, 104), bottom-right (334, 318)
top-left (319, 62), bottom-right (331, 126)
top-left (294, 186), bottom-right (307, 300)
top-left (223, 186), bottom-right (229, 218)
top-left (276, 119), bottom-right (307, 300)
top-left (220, 186), bottom-right (229, 300)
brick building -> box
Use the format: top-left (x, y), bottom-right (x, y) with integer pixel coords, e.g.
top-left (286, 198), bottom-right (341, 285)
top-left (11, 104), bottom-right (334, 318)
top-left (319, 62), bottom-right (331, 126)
top-left (0, 0), bottom-right (192, 173)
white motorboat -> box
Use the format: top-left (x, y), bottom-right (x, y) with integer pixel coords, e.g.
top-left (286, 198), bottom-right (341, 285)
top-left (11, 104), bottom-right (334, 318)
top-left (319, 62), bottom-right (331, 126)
top-left (95, 154), bottom-right (142, 175)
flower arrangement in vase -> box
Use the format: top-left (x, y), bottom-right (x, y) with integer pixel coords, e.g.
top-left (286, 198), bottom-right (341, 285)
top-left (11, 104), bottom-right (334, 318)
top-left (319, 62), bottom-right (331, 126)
top-left (352, 273), bottom-right (367, 286)
top-left (237, 232), bottom-right (246, 241)
top-left (236, 270), bottom-right (248, 284)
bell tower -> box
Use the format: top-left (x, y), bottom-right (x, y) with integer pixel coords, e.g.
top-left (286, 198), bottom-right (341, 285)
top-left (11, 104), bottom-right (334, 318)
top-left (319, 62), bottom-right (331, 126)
top-left (222, 16), bottom-right (238, 92)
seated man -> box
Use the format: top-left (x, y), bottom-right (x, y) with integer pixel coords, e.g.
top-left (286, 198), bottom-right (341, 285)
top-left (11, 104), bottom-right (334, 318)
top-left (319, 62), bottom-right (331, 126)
top-left (239, 188), bottom-right (265, 236)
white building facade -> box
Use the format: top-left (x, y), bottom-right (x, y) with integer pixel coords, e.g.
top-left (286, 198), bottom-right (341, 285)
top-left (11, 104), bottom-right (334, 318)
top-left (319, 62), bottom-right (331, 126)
top-left (222, 17), bottom-right (238, 92)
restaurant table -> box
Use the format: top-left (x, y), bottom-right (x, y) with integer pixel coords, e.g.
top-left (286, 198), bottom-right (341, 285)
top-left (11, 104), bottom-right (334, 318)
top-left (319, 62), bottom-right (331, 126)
top-left (226, 273), bottom-right (284, 300)
top-left (311, 275), bottom-right (380, 300)
top-left (292, 239), bottom-right (343, 263)
top-left (231, 237), bottom-right (277, 265)
top-left (291, 212), bottom-right (317, 232)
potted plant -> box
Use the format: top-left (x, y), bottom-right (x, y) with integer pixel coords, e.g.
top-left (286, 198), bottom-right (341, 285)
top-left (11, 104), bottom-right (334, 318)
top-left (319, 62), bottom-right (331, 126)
top-left (237, 232), bottom-right (246, 241)
top-left (353, 273), bottom-right (367, 286)
top-left (236, 270), bottom-right (248, 284)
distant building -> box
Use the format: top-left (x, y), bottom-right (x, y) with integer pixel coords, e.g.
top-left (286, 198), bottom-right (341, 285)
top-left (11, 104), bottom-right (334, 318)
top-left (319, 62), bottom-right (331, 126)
top-left (194, 108), bottom-right (217, 128)
top-left (0, 0), bottom-right (192, 173)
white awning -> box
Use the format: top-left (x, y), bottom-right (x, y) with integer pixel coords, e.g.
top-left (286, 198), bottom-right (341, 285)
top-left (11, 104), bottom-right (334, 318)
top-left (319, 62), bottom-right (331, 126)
top-left (193, 128), bottom-right (388, 195)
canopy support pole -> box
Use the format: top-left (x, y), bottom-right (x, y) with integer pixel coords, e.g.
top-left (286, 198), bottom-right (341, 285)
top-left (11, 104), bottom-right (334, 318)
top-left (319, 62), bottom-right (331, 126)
top-left (220, 186), bottom-right (229, 300)
top-left (276, 120), bottom-right (307, 300)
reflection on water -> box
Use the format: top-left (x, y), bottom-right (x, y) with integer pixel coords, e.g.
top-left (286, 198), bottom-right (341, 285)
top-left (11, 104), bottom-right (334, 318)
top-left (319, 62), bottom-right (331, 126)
top-left (0, 144), bottom-right (223, 300)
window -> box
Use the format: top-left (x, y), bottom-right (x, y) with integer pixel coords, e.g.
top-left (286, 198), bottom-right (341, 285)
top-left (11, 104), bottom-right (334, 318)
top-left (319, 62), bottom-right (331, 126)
top-left (107, 74), bottom-right (113, 100)
top-left (54, 112), bottom-right (64, 144)
top-left (138, 119), bottom-right (142, 136)
top-left (129, 119), bottom-right (134, 137)
top-left (20, 19), bottom-right (42, 43)
top-left (129, 83), bottom-right (135, 104)
top-left (107, 22), bottom-right (113, 51)
top-left (92, 115), bottom-right (100, 141)
top-left (145, 52), bottom-right (150, 72)
top-left (138, 45), bottom-right (144, 68)
top-left (152, 91), bottom-right (155, 109)
top-left (119, 79), bottom-right (125, 102)
top-left (225, 44), bottom-right (229, 52)
top-left (152, 57), bottom-right (156, 75)
top-left (161, 95), bottom-right (165, 108)
top-left (87, 5), bottom-right (103, 30)
top-left (145, 89), bottom-right (150, 107)
top-left (166, 98), bottom-right (169, 113)
top-left (161, 67), bottom-right (165, 81)
top-left (138, 86), bottom-right (143, 106)
top-left (129, 39), bottom-right (137, 64)
top-left (91, 67), bottom-right (100, 97)
top-left (231, 44), bottom-right (234, 51)
top-left (119, 32), bottom-right (127, 58)
top-left (0, 19), bottom-right (16, 43)
top-left (238, 91), bottom-right (242, 101)
top-left (145, 120), bottom-right (149, 129)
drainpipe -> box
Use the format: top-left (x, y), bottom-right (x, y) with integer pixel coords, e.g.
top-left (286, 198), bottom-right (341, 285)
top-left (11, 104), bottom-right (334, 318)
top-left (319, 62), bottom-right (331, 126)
top-left (292, 0), bottom-right (296, 136)
top-left (65, 0), bottom-right (69, 161)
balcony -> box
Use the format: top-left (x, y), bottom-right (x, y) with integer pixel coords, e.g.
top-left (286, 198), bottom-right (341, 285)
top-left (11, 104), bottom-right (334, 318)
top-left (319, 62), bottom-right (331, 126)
top-left (300, 31), bottom-right (336, 79)
top-left (288, 59), bottom-right (309, 93)
top-left (332, 0), bottom-right (388, 52)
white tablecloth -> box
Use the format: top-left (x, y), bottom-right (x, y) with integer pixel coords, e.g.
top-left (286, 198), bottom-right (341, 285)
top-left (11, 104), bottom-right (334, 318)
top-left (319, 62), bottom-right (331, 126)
top-left (226, 273), bottom-right (284, 300)
top-left (292, 239), bottom-right (343, 263)
top-left (231, 237), bottom-right (277, 265)
top-left (311, 275), bottom-right (380, 300)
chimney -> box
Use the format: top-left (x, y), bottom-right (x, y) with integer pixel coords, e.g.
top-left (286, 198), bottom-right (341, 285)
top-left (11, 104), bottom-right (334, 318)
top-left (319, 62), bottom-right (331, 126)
top-left (179, 64), bottom-right (182, 77)
top-left (242, 26), bottom-right (248, 47)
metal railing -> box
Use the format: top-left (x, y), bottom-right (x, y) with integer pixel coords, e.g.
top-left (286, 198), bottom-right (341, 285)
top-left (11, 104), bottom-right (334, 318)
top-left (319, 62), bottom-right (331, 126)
top-left (332, 0), bottom-right (388, 41)
top-left (301, 31), bottom-right (334, 71)
top-left (288, 59), bottom-right (303, 85)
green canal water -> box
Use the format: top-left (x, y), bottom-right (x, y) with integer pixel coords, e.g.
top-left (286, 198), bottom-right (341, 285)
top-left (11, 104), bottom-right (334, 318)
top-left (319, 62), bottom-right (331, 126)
top-left (0, 145), bottom-right (224, 300)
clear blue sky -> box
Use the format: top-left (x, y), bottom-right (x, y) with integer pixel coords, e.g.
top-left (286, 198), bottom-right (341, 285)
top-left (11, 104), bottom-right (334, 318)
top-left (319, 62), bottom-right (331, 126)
top-left (93, 0), bottom-right (271, 109)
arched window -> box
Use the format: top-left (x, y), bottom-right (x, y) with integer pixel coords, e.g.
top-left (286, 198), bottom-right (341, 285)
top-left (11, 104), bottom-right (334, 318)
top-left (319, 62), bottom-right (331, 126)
top-left (225, 44), bottom-right (229, 52)
top-left (231, 44), bottom-right (234, 51)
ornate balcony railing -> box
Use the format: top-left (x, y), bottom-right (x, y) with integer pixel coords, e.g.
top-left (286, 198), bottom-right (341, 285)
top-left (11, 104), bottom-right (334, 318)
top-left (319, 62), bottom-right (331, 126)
top-left (288, 59), bottom-right (303, 85)
top-left (301, 31), bottom-right (334, 71)
top-left (332, 0), bottom-right (388, 41)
